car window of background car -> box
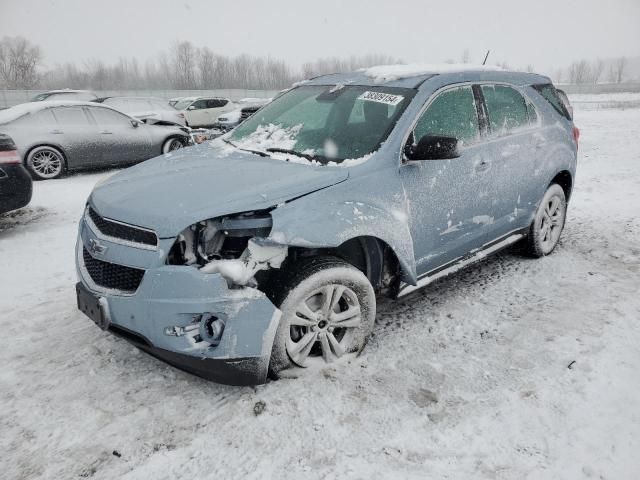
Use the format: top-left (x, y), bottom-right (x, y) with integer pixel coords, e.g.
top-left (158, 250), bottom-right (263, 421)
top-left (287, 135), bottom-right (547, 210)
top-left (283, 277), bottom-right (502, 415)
top-left (191, 100), bottom-right (208, 109)
top-left (52, 106), bottom-right (89, 125)
top-left (526, 101), bottom-right (538, 124)
top-left (413, 86), bottom-right (479, 145)
top-left (206, 99), bottom-right (227, 108)
top-left (10, 109), bottom-right (56, 127)
top-left (173, 99), bottom-right (194, 110)
top-left (481, 85), bottom-right (529, 135)
top-left (90, 107), bottom-right (130, 126)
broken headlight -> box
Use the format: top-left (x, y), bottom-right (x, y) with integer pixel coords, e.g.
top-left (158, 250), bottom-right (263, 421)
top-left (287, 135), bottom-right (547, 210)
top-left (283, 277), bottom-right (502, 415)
top-left (167, 210), bottom-right (273, 266)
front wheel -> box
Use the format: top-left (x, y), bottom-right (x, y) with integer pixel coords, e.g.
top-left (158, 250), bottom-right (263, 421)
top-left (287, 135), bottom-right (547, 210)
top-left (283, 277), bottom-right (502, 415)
top-left (162, 137), bottom-right (185, 154)
top-left (269, 256), bottom-right (376, 378)
top-left (524, 183), bottom-right (567, 257)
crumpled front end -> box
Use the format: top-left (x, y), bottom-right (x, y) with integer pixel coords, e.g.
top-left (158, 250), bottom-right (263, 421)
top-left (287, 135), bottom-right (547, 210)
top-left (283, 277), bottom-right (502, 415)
top-left (75, 206), bottom-right (281, 386)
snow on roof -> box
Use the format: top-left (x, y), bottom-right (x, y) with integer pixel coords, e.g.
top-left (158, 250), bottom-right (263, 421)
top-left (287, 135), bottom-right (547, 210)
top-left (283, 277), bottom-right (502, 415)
top-left (0, 101), bottom-right (129, 124)
top-left (362, 63), bottom-right (503, 83)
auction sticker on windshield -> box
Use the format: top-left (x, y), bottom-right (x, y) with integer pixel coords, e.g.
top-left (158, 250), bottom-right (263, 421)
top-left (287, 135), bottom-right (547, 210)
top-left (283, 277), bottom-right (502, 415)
top-left (357, 91), bottom-right (404, 106)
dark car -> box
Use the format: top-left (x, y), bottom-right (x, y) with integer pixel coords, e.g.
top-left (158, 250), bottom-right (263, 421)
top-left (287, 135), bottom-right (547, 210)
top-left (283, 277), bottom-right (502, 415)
top-left (0, 102), bottom-right (190, 180)
top-left (0, 134), bottom-right (32, 214)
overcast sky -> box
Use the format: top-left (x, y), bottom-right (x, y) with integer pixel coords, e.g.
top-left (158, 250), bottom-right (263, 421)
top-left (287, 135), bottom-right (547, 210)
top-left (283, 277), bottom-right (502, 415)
top-left (1, 0), bottom-right (639, 74)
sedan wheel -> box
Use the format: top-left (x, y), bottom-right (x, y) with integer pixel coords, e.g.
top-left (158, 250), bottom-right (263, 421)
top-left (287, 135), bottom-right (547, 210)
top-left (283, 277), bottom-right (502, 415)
top-left (162, 137), bottom-right (184, 153)
top-left (26, 146), bottom-right (65, 180)
top-left (269, 256), bottom-right (376, 377)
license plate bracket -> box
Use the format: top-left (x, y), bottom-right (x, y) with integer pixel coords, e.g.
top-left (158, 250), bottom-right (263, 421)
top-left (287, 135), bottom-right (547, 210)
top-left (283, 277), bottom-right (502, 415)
top-left (76, 282), bottom-right (110, 331)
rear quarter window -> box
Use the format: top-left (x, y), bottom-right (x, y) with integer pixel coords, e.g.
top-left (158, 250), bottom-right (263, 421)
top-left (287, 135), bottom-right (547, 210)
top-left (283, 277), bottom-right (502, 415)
top-left (532, 84), bottom-right (571, 120)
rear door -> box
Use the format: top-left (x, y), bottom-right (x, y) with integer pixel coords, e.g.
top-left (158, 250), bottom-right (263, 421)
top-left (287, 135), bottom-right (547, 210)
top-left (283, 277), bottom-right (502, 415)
top-left (87, 106), bottom-right (154, 165)
top-left (50, 106), bottom-right (102, 168)
top-left (400, 84), bottom-right (494, 275)
top-left (476, 84), bottom-right (540, 239)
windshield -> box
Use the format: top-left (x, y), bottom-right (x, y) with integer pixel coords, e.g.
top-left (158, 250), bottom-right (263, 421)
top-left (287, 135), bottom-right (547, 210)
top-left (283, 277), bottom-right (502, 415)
top-left (229, 85), bottom-right (415, 163)
top-left (174, 98), bottom-right (195, 110)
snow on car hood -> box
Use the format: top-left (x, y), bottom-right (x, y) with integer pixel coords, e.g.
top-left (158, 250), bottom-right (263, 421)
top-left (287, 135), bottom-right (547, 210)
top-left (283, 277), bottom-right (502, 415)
top-left (89, 143), bottom-right (349, 238)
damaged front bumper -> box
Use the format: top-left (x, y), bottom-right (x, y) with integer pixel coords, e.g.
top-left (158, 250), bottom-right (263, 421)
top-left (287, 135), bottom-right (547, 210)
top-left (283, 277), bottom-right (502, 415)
top-left (75, 219), bottom-right (281, 386)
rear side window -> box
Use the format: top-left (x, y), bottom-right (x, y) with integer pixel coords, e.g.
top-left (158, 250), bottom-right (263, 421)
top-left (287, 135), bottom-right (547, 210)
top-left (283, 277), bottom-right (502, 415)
top-left (52, 107), bottom-right (89, 126)
top-left (413, 86), bottom-right (479, 145)
top-left (481, 85), bottom-right (529, 135)
top-left (532, 84), bottom-right (571, 120)
top-left (207, 99), bottom-right (228, 108)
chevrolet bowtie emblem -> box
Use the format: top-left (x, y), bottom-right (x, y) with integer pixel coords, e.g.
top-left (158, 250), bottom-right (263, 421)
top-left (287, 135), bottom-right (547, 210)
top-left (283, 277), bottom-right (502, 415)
top-left (88, 238), bottom-right (107, 255)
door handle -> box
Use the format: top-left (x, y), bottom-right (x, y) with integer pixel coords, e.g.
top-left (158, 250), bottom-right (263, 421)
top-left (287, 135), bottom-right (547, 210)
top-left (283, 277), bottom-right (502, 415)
top-left (100, 130), bottom-right (113, 134)
top-left (50, 130), bottom-right (63, 134)
top-left (475, 159), bottom-right (491, 173)
top-left (534, 140), bottom-right (546, 150)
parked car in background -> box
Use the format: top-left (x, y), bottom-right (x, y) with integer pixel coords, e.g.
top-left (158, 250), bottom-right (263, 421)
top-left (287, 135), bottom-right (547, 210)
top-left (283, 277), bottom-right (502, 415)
top-left (0, 133), bottom-right (32, 214)
top-left (75, 66), bottom-right (578, 385)
top-left (213, 98), bottom-right (271, 131)
top-left (173, 96), bottom-right (235, 127)
top-left (94, 96), bottom-right (186, 126)
top-left (0, 101), bottom-right (190, 180)
top-left (31, 89), bottom-right (98, 102)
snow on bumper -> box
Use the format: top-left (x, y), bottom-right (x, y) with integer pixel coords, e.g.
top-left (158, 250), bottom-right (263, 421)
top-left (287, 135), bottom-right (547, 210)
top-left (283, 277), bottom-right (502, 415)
top-left (75, 220), bottom-right (280, 386)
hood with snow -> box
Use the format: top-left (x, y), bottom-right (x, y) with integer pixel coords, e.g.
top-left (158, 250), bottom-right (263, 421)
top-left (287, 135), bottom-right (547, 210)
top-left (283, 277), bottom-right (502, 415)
top-left (89, 142), bottom-right (349, 238)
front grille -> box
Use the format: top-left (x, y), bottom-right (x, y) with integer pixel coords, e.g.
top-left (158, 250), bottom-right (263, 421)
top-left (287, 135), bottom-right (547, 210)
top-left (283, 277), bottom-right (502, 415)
top-left (87, 207), bottom-right (157, 247)
top-left (240, 107), bottom-right (259, 120)
top-left (82, 247), bottom-right (145, 293)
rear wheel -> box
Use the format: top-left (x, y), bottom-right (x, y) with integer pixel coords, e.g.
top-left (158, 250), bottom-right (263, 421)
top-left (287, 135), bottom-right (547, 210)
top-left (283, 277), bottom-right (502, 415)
top-left (162, 137), bottom-right (185, 153)
top-left (524, 184), bottom-right (567, 257)
top-left (26, 146), bottom-right (65, 180)
top-left (269, 256), bottom-right (376, 378)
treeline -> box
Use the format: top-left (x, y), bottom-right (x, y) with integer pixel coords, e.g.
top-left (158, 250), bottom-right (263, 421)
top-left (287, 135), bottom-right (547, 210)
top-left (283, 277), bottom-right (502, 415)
top-left (0, 36), bottom-right (400, 90)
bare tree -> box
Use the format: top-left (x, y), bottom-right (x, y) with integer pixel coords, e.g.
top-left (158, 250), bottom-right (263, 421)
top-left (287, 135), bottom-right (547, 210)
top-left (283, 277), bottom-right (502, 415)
top-left (613, 57), bottom-right (627, 83)
top-left (169, 41), bottom-right (197, 89)
top-left (591, 58), bottom-right (604, 84)
top-left (0, 36), bottom-right (42, 88)
top-left (568, 60), bottom-right (591, 84)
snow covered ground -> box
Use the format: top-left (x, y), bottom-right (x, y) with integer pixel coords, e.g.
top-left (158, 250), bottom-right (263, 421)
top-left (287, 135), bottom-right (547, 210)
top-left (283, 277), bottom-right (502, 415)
top-left (1, 97), bottom-right (639, 479)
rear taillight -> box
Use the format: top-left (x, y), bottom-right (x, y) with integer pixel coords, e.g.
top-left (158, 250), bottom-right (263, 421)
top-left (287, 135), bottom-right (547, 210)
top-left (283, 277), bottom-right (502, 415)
top-left (572, 127), bottom-right (580, 148)
top-left (0, 150), bottom-right (20, 164)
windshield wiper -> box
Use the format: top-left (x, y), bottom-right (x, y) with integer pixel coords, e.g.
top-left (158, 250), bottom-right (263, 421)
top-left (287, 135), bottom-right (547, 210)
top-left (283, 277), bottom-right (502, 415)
top-left (265, 147), bottom-right (327, 163)
top-left (222, 138), bottom-right (270, 157)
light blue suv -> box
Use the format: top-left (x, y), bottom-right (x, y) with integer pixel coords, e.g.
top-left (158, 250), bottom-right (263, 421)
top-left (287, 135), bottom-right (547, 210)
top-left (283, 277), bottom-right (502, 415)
top-left (76, 66), bottom-right (578, 385)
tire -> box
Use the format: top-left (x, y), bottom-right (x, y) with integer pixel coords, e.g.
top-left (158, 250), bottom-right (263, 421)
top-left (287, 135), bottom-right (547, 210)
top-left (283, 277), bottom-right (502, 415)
top-left (26, 146), bottom-right (65, 180)
top-left (524, 183), bottom-right (567, 257)
top-left (162, 137), bottom-right (185, 154)
top-left (269, 256), bottom-right (376, 378)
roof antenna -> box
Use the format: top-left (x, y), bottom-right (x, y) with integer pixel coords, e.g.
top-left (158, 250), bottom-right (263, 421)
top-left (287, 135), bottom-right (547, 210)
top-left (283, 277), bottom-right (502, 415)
top-left (482, 50), bottom-right (491, 66)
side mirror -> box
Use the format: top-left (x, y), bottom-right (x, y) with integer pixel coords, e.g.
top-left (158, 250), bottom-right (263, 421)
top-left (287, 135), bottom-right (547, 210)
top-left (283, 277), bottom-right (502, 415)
top-left (130, 119), bottom-right (140, 128)
top-left (406, 134), bottom-right (460, 161)
top-left (187, 105), bottom-right (196, 111)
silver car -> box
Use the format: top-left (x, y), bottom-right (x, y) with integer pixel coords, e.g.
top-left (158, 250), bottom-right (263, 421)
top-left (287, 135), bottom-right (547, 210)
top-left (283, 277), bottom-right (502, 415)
top-left (0, 101), bottom-right (190, 180)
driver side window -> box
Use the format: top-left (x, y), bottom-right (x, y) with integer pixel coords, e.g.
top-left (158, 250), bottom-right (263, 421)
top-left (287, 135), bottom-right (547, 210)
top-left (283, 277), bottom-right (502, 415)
top-left (191, 100), bottom-right (207, 110)
top-left (413, 86), bottom-right (479, 146)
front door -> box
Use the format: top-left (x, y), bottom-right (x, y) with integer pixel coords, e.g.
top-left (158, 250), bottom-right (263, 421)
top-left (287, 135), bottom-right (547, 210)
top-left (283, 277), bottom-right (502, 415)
top-left (50, 106), bottom-right (102, 168)
top-left (87, 106), bottom-right (154, 165)
top-left (399, 85), bottom-right (494, 276)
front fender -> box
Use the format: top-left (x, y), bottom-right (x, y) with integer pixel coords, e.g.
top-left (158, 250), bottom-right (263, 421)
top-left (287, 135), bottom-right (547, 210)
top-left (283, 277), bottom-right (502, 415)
top-left (268, 188), bottom-right (417, 285)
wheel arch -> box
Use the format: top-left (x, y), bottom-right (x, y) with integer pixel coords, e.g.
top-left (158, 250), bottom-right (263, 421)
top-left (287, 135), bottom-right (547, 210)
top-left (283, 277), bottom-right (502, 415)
top-left (550, 170), bottom-right (573, 201)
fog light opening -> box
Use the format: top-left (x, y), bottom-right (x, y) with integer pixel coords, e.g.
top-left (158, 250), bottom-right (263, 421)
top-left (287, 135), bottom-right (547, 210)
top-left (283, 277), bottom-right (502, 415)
top-left (199, 314), bottom-right (226, 346)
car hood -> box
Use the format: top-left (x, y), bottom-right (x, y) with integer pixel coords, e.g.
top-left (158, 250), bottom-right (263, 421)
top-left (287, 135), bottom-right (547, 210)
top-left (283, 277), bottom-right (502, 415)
top-left (90, 143), bottom-right (349, 238)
